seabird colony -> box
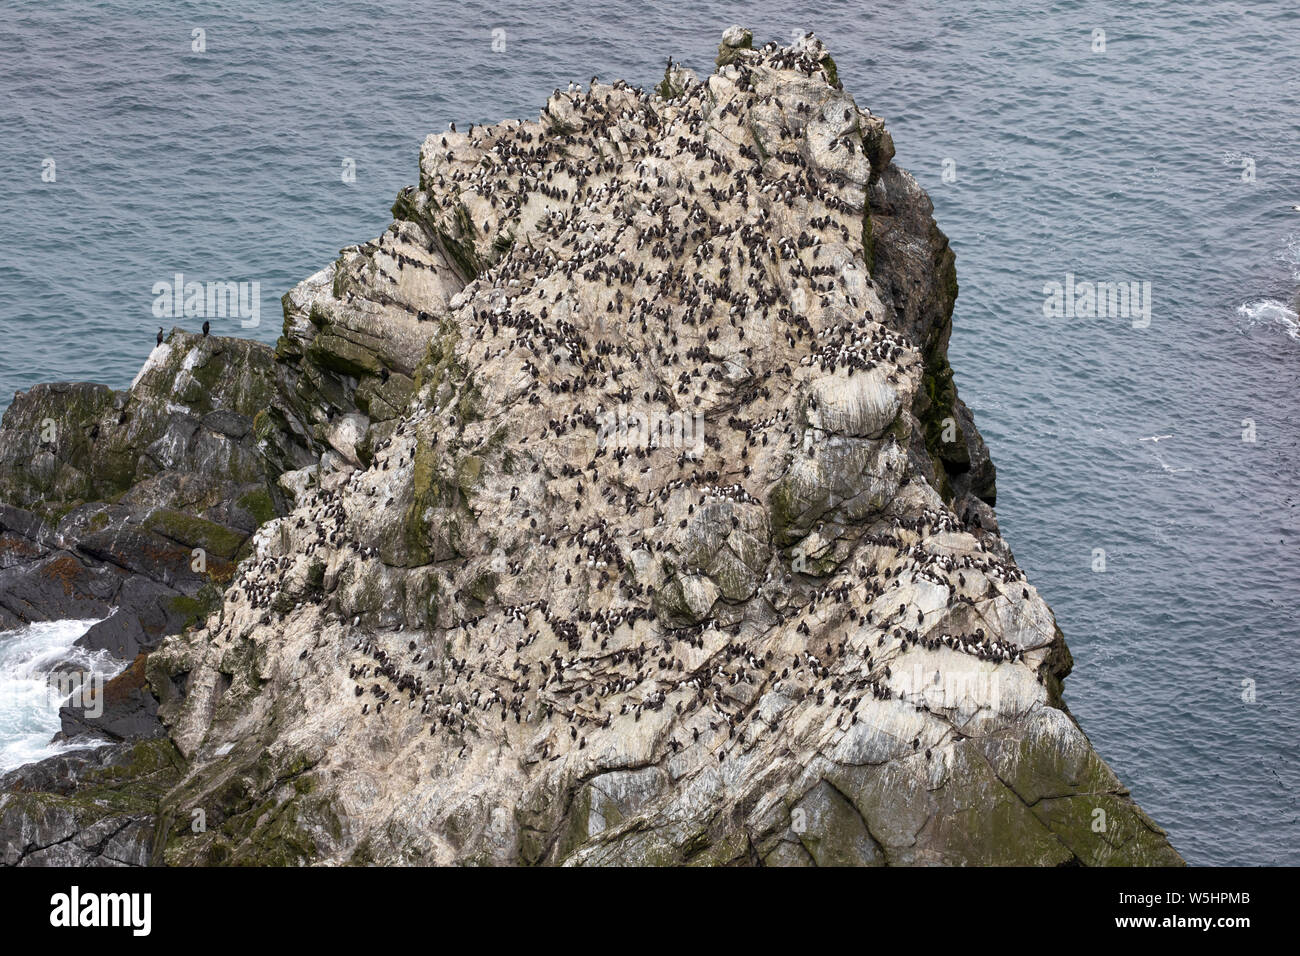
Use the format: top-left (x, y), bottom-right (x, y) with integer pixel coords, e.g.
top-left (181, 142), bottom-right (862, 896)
top-left (212, 34), bottom-right (1052, 785)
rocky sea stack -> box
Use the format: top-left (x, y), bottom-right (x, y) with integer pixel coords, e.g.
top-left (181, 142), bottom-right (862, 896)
top-left (0, 31), bottom-right (1181, 866)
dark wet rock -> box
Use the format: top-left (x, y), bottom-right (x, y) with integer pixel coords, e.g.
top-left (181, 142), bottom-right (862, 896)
top-left (0, 327), bottom-right (336, 780)
top-left (58, 655), bottom-right (163, 743)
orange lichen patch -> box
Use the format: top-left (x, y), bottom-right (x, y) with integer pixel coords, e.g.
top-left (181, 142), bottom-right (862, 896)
top-left (40, 554), bottom-right (85, 596)
top-left (0, 534), bottom-right (41, 558)
top-left (141, 540), bottom-right (192, 570)
top-left (103, 653), bottom-right (149, 707)
top-left (208, 556), bottom-right (237, 585)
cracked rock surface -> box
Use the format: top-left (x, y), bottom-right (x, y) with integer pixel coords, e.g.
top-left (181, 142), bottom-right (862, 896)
top-left (0, 31), bottom-right (1181, 866)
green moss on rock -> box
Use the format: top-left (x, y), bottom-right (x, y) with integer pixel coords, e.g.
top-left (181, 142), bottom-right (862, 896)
top-left (237, 487), bottom-right (277, 526)
top-left (147, 509), bottom-right (247, 560)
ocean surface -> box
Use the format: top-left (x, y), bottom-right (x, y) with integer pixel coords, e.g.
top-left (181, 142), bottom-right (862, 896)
top-left (0, 0), bottom-right (1297, 864)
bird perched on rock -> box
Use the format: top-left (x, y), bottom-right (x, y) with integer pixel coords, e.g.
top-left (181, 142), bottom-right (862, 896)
top-left (202, 320), bottom-right (210, 337)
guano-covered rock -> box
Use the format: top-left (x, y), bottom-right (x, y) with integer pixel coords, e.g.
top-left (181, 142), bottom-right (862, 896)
top-left (0, 30), bottom-right (1181, 867)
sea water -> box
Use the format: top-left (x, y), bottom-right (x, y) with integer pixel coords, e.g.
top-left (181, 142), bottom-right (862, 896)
top-left (0, 0), bottom-right (1297, 863)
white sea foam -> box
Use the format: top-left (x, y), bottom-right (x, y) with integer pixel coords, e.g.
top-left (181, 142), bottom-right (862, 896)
top-left (0, 619), bottom-right (124, 774)
top-left (1279, 233), bottom-right (1300, 282)
top-left (1236, 298), bottom-right (1300, 340)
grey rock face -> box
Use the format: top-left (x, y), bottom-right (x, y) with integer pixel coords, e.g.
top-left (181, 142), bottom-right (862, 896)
top-left (0, 31), bottom-right (1181, 867)
top-left (0, 740), bottom-right (183, 866)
